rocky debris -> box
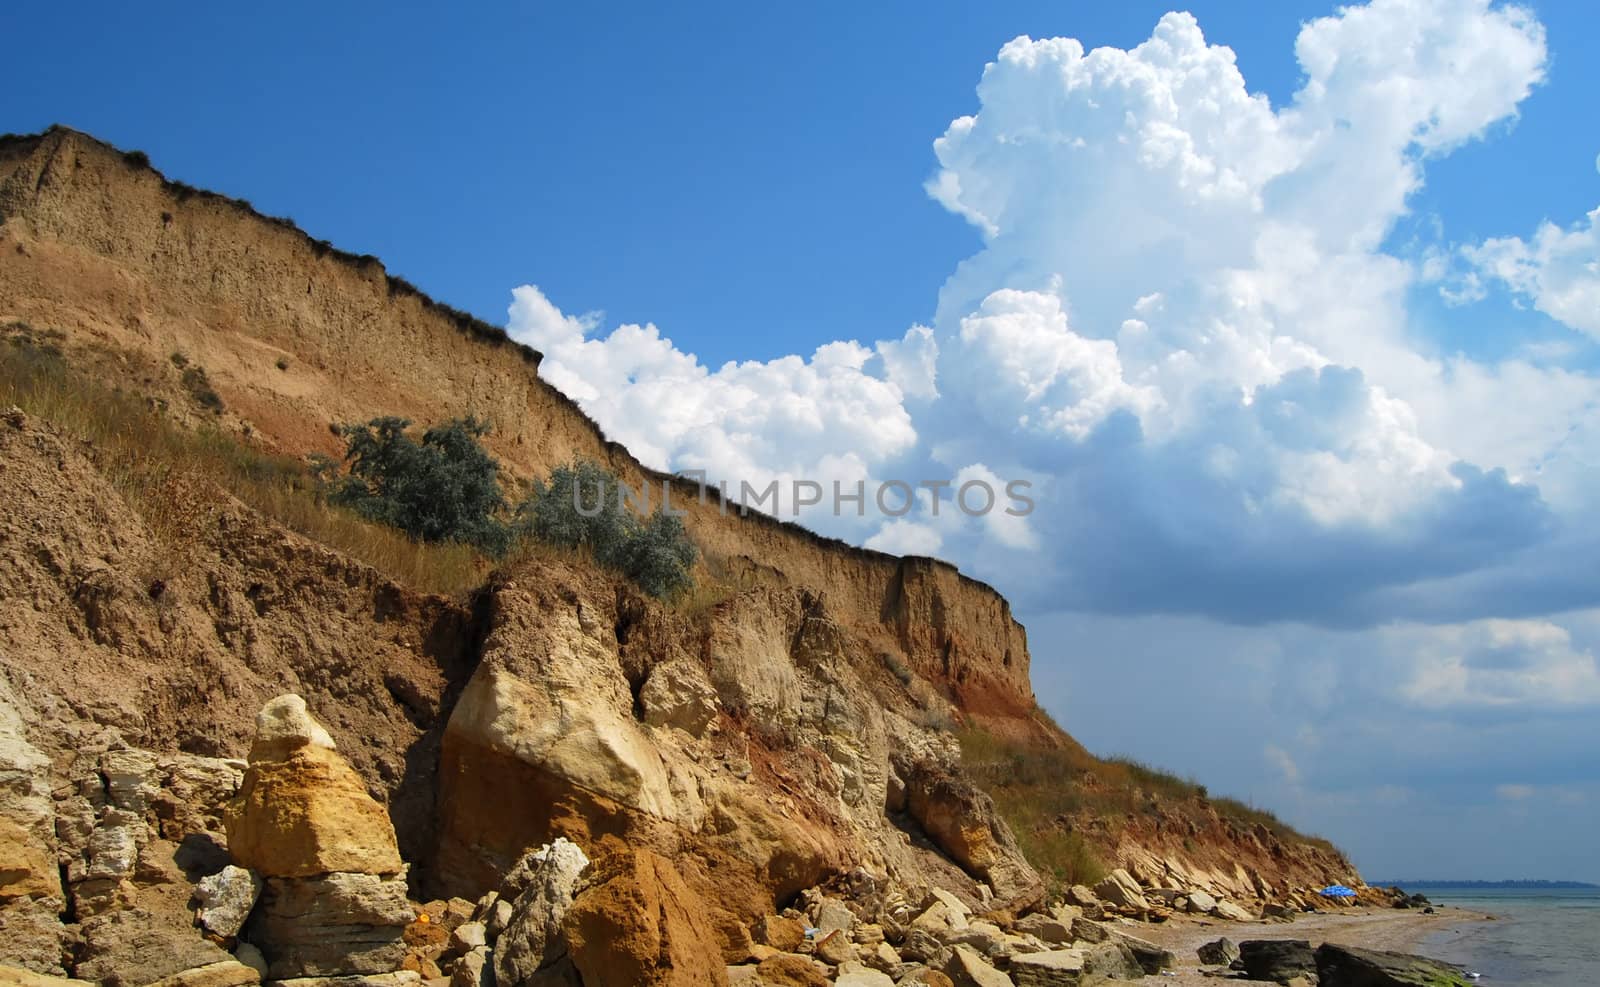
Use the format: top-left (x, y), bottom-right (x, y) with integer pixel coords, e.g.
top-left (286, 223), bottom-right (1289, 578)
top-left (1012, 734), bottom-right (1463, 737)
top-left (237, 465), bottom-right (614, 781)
top-left (492, 837), bottom-right (589, 987)
top-left (1062, 887), bottom-right (1102, 920)
top-left (1007, 948), bottom-right (1082, 986)
top-left (1239, 940), bottom-right (1319, 985)
top-left (194, 866), bottom-right (262, 940)
top-left (1196, 937), bottom-right (1240, 966)
top-left (1314, 943), bottom-right (1470, 987)
top-left (224, 696), bottom-right (403, 879)
top-left (563, 844), bottom-right (728, 987)
top-left (227, 697), bottom-right (409, 980)
top-left (1184, 889), bottom-right (1218, 914)
top-left (754, 954), bottom-right (831, 986)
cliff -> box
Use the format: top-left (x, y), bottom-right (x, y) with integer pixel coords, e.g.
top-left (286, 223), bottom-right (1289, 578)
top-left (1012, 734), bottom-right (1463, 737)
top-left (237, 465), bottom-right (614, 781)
top-left (0, 127), bottom-right (1361, 982)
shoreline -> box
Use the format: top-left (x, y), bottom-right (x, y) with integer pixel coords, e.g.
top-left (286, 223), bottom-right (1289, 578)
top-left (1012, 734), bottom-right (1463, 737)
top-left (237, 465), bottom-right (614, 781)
top-left (1120, 904), bottom-right (1496, 984)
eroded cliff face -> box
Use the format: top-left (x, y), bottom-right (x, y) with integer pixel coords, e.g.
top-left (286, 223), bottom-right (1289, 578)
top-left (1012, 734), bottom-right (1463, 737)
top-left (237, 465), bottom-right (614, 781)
top-left (0, 128), bottom-right (1360, 980)
top-left (0, 126), bottom-right (1034, 725)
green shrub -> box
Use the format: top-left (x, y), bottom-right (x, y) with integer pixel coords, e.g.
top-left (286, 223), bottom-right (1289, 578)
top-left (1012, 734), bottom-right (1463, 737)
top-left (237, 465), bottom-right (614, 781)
top-left (328, 416), bottom-right (511, 554)
top-left (517, 460), bottom-right (697, 598)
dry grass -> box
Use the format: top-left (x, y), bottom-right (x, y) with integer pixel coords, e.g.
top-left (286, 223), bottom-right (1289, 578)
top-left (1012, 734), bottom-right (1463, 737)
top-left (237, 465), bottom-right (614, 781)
top-left (959, 718), bottom-right (1338, 892)
top-left (1, 326), bottom-right (488, 595)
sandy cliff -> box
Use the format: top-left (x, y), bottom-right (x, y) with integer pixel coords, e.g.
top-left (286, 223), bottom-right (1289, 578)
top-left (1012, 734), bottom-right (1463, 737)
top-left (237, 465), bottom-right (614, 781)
top-left (0, 127), bottom-right (1360, 982)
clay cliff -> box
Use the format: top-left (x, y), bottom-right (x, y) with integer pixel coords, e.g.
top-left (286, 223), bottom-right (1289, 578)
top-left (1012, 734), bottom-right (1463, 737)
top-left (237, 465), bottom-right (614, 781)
top-left (0, 127), bottom-right (1363, 985)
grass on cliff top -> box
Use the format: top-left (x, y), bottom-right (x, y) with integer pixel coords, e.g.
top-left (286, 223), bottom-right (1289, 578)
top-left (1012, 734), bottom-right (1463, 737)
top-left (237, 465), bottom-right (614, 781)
top-left (0, 326), bottom-right (488, 595)
top-left (959, 720), bottom-right (1338, 894)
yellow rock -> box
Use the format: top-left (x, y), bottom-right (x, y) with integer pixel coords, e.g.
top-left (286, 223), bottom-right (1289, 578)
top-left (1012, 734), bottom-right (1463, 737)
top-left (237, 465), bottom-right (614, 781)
top-left (224, 696), bottom-right (402, 878)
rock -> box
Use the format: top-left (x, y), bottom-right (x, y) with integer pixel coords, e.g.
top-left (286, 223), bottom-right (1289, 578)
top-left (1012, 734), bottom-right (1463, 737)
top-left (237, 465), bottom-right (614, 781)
top-left (264, 974), bottom-right (420, 987)
top-left (1196, 937), bottom-right (1240, 966)
top-left (836, 971), bottom-right (896, 987)
top-left (1185, 889), bottom-right (1218, 914)
top-left (486, 900), bottom-right (514, 939)
top-left (941, 945), bottom-right (1013, 987)
top-left (754, 954), bottom-right (829, 987)
top-left (449, 947), bottom-right (493, 987)
top-left (1067, 917), bottom-right (1107, 944)
top-left (1063, 886), bottom-right (1100, 911)
top-left (1091, 870), bottom-right (1148, 913)
top-left (1080, 941), bottom-right (1143, 982)
top-left (74, 904), bottom-right (235, 987)
top-left (944, 921), bottom-right (1006, 959)
top-left (816, 930), bottom-right (857, 966)
top-left (1211, 900), bottom-right (1255, 922)
top-left (1105, 930), bottom-right (1173, 975)
top-left (1314, 943), bottom-right (1470, 987)
top-left (1263, 903), bottom-right (1296, 921)
top-left (1238, 940), bottom-right (1318, 985)
top-left (755, 915), bottom-right (806, 953)
top-left (910, 901), bottom-right (963, 936)
top-left (243, 872), bottom-right (412, 979)
top-left (194, 866), bottom-right (262, 940)
top-left (492, 838), bottom-right (589, 987)
top-left (447, 921), bottom-right (487, 956)
top-left (1007, 949), bottom-right (1083, 987)
top-left (224, 696), bottom-right (403, 879)
top-left (899, 760), bottom-right (1043, 910)
top-left (138, 960), bottom-right (262, 987)
top-left (897, 972), bottom-right (955, 987)
top-left (0, 965), bottom-right (93, 986)
top-left (638, 660), bottom-right (719, 737)
top-left (0, 694), bottom-right (68, 975)
top-left (562, 846), bottom-right (728, 987)
top-left (1010, 914), bottom-right (1070, 945)
top-left (867, 942), bottom-right (901, 972)
top-left (233, 944), bottom-right (268, 982)
top-left (815, 898), bottom-right (855, 936)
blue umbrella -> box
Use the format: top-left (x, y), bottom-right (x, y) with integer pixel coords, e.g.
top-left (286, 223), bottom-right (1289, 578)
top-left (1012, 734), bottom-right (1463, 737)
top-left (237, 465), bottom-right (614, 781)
top-left (1319, 884), bottom-right (1358, 898)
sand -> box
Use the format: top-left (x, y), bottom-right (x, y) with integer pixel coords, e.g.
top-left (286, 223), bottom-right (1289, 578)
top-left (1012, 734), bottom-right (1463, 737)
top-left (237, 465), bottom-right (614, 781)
top-left (1118, 904), bottom-right (1495, 984)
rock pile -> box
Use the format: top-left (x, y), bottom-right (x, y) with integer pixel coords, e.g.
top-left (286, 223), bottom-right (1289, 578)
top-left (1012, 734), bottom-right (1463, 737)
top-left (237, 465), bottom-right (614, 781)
top-left (226, 696), bottom-right (412, 981)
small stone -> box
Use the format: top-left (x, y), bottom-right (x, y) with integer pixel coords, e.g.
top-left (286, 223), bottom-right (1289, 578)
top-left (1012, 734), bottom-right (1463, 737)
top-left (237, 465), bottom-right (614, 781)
top-left (195, 865), bottom-right (263, 939)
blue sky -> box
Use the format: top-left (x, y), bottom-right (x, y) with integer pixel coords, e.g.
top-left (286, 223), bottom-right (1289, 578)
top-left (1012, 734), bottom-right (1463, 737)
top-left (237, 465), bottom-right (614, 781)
top-left (8, 1), bottom-right (1600, 881)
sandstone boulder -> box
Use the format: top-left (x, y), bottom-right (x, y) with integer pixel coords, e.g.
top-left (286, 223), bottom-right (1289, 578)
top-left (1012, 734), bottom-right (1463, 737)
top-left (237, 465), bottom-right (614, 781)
top-left (1091, 870), bottom-right (1148, 914)
top-left (942, 945), bottom-right (1013, 987)
top-left (1185, 889), bottom-right (1217, 914)
top-left (1010, 913), bottom-right (1071, 945)
top-left (1211, 900), bottom-right (1256, 922)
top-left (243, 872), bottom-right (413, 979)
top-left (562, 846), bottom-right (728, 986)
top-left (224, 696), bottom-right (403, 879)
top-left (1008, 948), bottom-right (1083, 987)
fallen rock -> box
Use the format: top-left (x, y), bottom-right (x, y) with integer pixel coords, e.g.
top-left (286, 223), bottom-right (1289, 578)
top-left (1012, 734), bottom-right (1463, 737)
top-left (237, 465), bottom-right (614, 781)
top-left (1314, 942), bottom-right (1470, 987)
top-left (1007, 948), bottom-right (1083, 986)
top-left (1091, 871), bottom-right (1149, 914)
top-left (243, 872), bottom-right (413, 979)
top-left (1011, 913), bottom-right (1071, 945)
top-left (1067, 917), bottom-right (1107, 944)
top-left (753, 954), bottom-right (829, 987)
top-left (1105, 930), bottom-right (1173, 975)
top-left (942, 945), bottom-right (1013, 987)
top-left (137, 959), bottom-right (262, 987)
top-left (1211, 900), bottom-right (1256, 922)
top-left (223, 696), bottom-right (403, 879)
top-left (900, 759), bottom-right (1043, 910)
top-left (1196, 937), bottom-right (1240, 967)
top-left (493, 837), bottom-right (589, 987)
top-left (74, 908), bottom-right (236, 987)
top-left (1238, 940), bottom-right (1318, 985)
top-left (448, 946), bottom-right (492, 987)
top-left (755, 915), bottom-right (806, 953)
top-left (0, 965), bottom-right (93, 986)
top-left (1079, 941), bottom-right (1143, 982)
top-left (194, 866), bottom-right (262, 940)
top-left (562, 845), bottom-right (728, 987)
top-left (1185, 889), bottom-right (1218, 914)
top-left (263, 974), bottom-right (420, 987)
top-left (835, 970), bottom-right (895, 987)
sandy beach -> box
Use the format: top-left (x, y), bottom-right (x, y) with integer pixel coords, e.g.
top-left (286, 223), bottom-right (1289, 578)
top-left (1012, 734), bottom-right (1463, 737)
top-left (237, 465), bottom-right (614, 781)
top-left (1119, 904), bottom-right (1496, 984)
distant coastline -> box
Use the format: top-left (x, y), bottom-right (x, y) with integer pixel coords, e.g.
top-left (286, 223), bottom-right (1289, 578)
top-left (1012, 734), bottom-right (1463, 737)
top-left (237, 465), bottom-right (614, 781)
top-left (1373, 879), bottom-right (1600, 890)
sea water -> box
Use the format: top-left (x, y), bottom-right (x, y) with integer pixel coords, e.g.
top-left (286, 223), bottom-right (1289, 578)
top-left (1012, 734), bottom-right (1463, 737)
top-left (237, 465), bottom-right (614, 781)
top-left (1416, 887), bottom-right (1600, 985)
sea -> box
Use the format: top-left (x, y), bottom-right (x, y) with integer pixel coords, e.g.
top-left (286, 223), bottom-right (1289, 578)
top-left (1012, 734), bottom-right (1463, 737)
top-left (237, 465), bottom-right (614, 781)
top-left (1408, 886), bottom-right (1600, 986)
